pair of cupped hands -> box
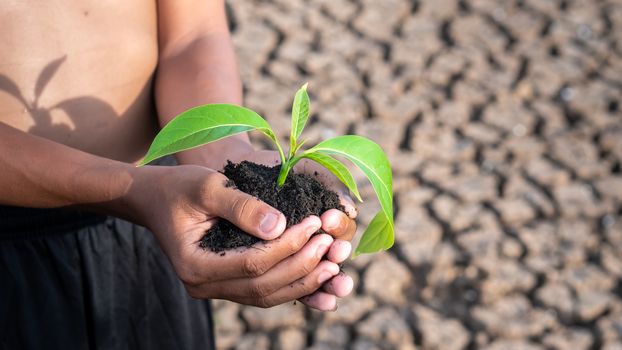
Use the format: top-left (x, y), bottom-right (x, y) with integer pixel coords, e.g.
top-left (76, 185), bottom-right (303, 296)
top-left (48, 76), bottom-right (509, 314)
top-left (133, 149), bottom-right (357, 311)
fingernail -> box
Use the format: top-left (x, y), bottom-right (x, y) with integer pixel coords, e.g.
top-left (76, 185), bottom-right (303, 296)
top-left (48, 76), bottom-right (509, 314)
top-left (326, 217), bottom-right (340, 231)
top-left (318, 271), bottom-right (333, 284)
top-left (260, 213), bottom-right (279, 235)
top-left (316, 244), bottom-right (330, 259)
top-left (306, 224), bottom-right (319, 237)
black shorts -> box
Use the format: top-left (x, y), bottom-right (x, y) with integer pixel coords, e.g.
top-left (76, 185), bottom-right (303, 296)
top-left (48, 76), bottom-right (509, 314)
top-left (0, 205), bottom-right (215, 350)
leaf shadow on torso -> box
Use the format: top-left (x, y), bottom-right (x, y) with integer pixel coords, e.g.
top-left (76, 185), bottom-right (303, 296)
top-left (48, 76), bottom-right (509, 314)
top-left (0, 55), bottom-right (154, 158)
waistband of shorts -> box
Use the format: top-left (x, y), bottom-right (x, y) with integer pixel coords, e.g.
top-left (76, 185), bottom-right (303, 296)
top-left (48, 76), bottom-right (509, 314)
top-left (0, 205), bottom-right (107, 241)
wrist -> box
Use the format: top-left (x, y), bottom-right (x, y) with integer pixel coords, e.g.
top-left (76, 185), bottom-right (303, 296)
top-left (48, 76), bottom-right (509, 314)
top-left (113, 164), bottom-right (167, 228)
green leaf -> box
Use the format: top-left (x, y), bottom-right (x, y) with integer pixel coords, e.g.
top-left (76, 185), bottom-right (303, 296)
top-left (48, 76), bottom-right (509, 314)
top-left (300, 151), bottom-right (362, 202)
top-left (139, 104), bottom-right (282, 166)
top-left (308, 135), bottom-right (394, 255)
top-left (289, 83), bottom-right (310, 157)
top-left (292, 139), bottom-right (307, 155)
top-left (354, 211), bottom-right (393, 257)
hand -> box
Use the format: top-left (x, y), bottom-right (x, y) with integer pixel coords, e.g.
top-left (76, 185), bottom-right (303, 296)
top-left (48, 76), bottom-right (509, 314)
top-left (223, 149), bottom-right (358, 309)
top-left (128, 164), bottom-right (342, 310)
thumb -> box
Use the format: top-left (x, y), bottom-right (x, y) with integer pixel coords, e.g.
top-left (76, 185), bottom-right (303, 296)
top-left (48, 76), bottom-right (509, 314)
top-left (205, 175), bottom-right (286, 240)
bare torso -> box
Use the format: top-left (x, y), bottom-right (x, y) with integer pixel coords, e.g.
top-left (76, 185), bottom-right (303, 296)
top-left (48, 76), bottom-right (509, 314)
top-left (0, 0), bottom-right (159, 163)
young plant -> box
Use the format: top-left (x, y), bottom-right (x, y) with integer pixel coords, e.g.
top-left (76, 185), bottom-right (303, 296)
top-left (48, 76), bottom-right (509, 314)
top-left (138, 84), bottom-right (393, 256)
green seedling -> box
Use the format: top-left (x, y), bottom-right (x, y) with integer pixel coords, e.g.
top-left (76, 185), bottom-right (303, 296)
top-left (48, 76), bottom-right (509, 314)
top-left (138, 84), bottom-right (393, 256)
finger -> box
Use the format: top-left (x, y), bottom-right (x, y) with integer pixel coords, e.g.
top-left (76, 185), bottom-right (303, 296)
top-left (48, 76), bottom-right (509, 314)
top-left (238, 261), bottom-right (340, 308)
top-left (184, 216), bottom-right (321, 285)
top-left (322, 272), bottom-right (354, 298)
top-left (298, 291), bottom-right (338, 311)
top-left (203, 172), bottom-right (286, 240)
top-left (326, 239), bottom-right (352, 263)
top-left (321, 209), bottom-right (357, 241)
top-left (339, 192), bottom-right (358, 219)
top-left (210, 233), bottom-right (334, 299)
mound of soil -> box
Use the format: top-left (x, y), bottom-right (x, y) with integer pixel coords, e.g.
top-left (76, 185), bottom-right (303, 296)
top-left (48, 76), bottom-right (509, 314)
top-left (199, 160), bottom-right (343, 252)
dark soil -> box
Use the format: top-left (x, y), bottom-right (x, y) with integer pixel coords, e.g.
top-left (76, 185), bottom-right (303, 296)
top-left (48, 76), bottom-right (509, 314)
top-left (199, 160), bottom-right (343, 252)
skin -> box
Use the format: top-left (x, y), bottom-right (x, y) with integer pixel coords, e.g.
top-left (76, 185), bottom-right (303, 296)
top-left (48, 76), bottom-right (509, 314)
top-left (0, 0), bottom-right (356, 311)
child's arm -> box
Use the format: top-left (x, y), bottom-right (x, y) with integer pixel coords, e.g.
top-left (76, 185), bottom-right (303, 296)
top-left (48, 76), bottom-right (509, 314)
top-left (155, 0), bottom-right (251, 169)
top-left (153, 0), bottom-right (356, 308)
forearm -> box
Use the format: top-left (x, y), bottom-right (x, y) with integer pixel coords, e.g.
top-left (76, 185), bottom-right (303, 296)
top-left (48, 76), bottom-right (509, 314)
top-left (0, 123), bottom-right (144, 221)
top-left (155, 30), bottom-right (252, 169)
top-left (155, 31), bottom-right (243, 117)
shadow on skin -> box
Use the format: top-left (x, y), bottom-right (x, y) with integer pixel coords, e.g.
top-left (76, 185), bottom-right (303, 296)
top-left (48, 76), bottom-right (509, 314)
top-left (0, 55), bottom-right (157, 161)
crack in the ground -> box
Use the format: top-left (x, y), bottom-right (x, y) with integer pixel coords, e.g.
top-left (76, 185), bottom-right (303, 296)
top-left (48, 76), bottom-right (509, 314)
top-left (445, 70), bottom-right (466, 100)
top-left (540, 15), bottom-right (554, 37)
top-left (439, 19), bottom-right (455, 47)
top-left (521, 170), bottom-right (561, 217)
top-left (458, 0), bottom-right (471, 15)
top-left (482, 13), bottom-right (518, 52)
top-left (481, 201), bottom-right (529, 261)
top-left (511, 56), bottom-right (530, 90)
top-left (259, 19), bottom-right (285, 77)
top-left (411, 170), bottom-right (462, 201)
top-left (399, 112), bottom-right (423, 151)
top-left (225, 1), bottom-right (237, 33)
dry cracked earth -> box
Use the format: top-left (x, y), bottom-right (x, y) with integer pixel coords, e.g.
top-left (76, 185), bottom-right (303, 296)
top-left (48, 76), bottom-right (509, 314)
top-left (213, 0), bottom-right (622, 349)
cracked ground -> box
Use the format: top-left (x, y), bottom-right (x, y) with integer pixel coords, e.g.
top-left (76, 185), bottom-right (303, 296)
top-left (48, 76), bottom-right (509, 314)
top-left (214, 0), bottom-right (622, 349)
